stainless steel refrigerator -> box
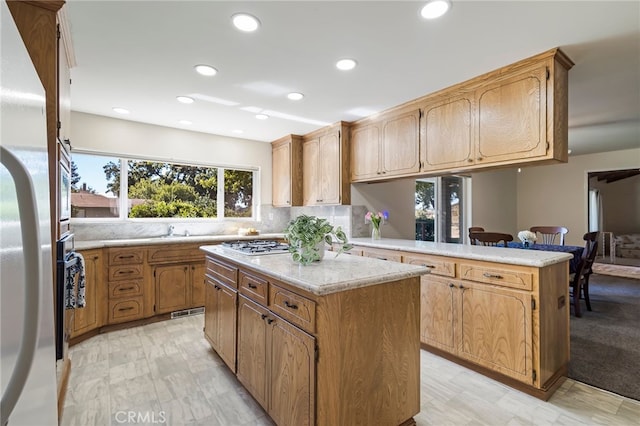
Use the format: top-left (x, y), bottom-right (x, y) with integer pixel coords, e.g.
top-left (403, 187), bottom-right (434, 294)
top-left (1, 1), bottom-right (59, 424)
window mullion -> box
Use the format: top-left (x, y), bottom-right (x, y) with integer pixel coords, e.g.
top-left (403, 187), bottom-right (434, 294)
top-left (120, 158), bottom-right (127, 219)
top-left (217, 168), bottom-right (224, 219)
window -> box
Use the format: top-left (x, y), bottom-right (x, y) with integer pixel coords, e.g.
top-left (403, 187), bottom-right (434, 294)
top-left (71, 152), bottom-right (255, 220)
top-left (416, 176), bottom-right (469, 243)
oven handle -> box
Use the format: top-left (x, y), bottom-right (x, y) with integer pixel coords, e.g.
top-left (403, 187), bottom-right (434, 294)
top-left (0, 147), bottom-right (42, 425)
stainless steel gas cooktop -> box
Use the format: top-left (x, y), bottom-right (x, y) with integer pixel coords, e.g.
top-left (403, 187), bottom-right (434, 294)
top-left (221, 240), bottom-right (289, 256)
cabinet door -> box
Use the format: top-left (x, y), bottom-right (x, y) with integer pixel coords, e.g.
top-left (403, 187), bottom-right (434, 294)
top-left (457, 281), bottom-right (533, 384)
top-left (476, 65), bottom-right (548, 164)
top-left (381, 109), bottom-right (420, 176)
top-left (190, 262), bottom-right (206, 308)
top-left (204, 277), bottom-right (218, 346)
top-left (422, 95), bottom-right (474, 171)
top-left (155, 264), bottom-right (189, 314)
top-left (237, 296), bottom-right (269, 408)
top-left (272, 141), bottom-right (292, 207)
top-left (72, 249), bottom-right (102, 337)
top-left (217, 283), bottom-right (238, 372)
top-left (58, 10), bottom-right (71, 143)
top-left (350, 122), bottom-right (381, 181)
top-left (318, 130), bottom-right (341, 204)
top-left (420, 276), bottom-right (457, 352)
top-left (268, 314), bottom-right (316, 426)
top-left (302, 138), bottom-right (319, 206)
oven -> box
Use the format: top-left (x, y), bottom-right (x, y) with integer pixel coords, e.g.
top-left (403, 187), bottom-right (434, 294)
top-left (55, 233), bottom-right (78, 360)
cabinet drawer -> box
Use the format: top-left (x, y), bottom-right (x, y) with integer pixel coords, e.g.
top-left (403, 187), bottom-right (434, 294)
top-left (206, 257), bottom-right (238, 289)
top-left (360, 247), bottom-right (402, 263)
top-left (239, 271), bottom-right (268, 306)
top-left (148, 244), bottom-right (203, 264)
top-left (108, 248), bottom-right (143, 265)
top-left (108, 297), bottom-right (144, 323)
top-left (459, 263), bottom-right (532, 291)
top-left (269, 285), bottom-right (316, 333)
top-left (109, 280), bottom-right (143, 298)
top-left (108, 264), bottom-right (144, 281)
top-left (402, 253), bottom-right (456, 278)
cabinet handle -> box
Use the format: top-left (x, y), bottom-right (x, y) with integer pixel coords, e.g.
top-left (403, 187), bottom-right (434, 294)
top-left (118, 307), bottom-right (134, 312)
top-left (459, 284), bottom-right (465, 289)
top-left (267, 318), bottom-right (275, 325)
top-left (118, 255), bottom-right (135, 259)
top-left (247, 283), bottom-right (257, 289)
top-left (214, 284), bottom-right (220, 290)
top-left (261, 314), bottom-right (267, 320)
top-left (118, 287), bottom-right (135, 291)
top-left (422, 264), bottom-right (436, 269)
top-left (284, 300), bottom-right (298, 310)
top-left (467, 158), bottom-right (473, 163)
top-left (483, 272), bottom-right (503, 279)
top-left (117, 270), bottom-right (135, 275)
top-left (477, 157), bottom-right (483, 161)
top-left (448, 283), bottom-right (454, 288)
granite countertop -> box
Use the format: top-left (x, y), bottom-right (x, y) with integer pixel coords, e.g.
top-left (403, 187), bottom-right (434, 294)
top-left (200, 245), bottom-right (429, 296)
top-left (349, 238), bottom-right (574, 268)
top-left (74, 233), bottom-right (286, 251)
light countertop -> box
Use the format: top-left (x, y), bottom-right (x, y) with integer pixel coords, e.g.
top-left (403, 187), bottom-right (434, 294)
top-left (200, 245), bottom-right (429, 296)
top-left (74, 233), bottom-right (285, 251)
top-left (349, 238), bottom-right (574, 268)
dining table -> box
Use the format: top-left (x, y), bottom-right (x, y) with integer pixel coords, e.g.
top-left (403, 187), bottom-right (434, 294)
top-left (505, 242), bottom-right (584, 274)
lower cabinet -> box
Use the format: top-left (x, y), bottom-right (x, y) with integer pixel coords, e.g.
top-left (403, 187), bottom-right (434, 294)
top-left (154, 262), bottom-right (206, 314)
top-left (72, 249), bottom-right (104, 338)
top-left (237, 295), bottom-right (315, 426)
top-left (204, 275), bottom-right (237, 372)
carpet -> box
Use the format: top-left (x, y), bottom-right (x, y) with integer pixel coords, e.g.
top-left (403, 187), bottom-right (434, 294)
top-left (569, 274), bottom-right (640, 401)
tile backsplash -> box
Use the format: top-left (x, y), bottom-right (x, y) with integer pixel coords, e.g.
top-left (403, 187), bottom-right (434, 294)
top-left (71, 204), bottom-right (369, 240)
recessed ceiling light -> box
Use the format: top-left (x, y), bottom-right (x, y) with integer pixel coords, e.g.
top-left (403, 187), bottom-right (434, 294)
top-left (194, 65), bottom-right (217, 76)
top-left (177, 96), bottom-right (194, 104)
top-left (255, 114), bottom-right (269, 120)
top-left (232, 129), bottom-right (244, 134)
top-left (420, 0), bottom-right (451, 19)
top-left (287, 92), bottom-right (304, 101)
top-left (232, 13), bottom-right (260, 32)
top-left (336, 59), bottom-right (357, 71)
top-left (112, 107), bottom-right (129, 114)
top-left (179, 120), bottom-right (192, 125)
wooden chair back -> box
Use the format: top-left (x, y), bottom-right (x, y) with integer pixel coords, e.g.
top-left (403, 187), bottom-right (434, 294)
top-left (570, 231), bottom-right (599, 317)
top-left (469, 232), bottom-right (513, 247)
top-left (468, 227), bottom-right (485, 245)
top-left (530, 226), bottom-right (569, 245)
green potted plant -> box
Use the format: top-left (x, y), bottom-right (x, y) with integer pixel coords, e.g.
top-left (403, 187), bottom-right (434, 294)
top-left (284, 214), bottom-right (352, 265)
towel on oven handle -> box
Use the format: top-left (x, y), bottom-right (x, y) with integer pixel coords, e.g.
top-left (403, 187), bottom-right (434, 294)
top-left (65, 251), bottom-right (86, 309)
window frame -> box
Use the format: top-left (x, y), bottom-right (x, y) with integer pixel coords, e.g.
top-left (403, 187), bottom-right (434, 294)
top-left (70, 150), bottom-right (259, 223)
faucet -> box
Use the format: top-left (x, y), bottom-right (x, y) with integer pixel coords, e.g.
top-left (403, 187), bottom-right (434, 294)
top-left (167, 225), bottom-right (175, 237)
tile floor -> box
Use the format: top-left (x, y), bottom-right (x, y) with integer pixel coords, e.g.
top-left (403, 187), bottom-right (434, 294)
top-left (61, 314), bottom-right (640, 426)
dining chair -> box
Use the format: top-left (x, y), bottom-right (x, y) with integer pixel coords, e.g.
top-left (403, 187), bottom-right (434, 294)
top-left (530, 226), bottom-right (569, 245)
top-left (569, 231), bottom-right (598, 317)
top-left (468, 227), bottom-right (485, 245)
top-left (469, 232), bottom-right (513, 247)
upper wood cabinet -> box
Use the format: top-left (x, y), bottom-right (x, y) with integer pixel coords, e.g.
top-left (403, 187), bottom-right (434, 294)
top-left (302, 122), bottom-right (350, 206)
top-left (271, 135), bottom-right (303, 207)
top-left (57, 5), bottom-right (74, 145)
top-left (351, 109), bottom-right (420, 182)
top-left (421, 49), bottom-right (573, 174)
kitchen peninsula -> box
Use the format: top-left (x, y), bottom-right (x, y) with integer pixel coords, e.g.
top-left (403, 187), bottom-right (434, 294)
top-left (200, 245), bottom-right (429, 426)
top-left (348, 237), bottom-right (574, 401)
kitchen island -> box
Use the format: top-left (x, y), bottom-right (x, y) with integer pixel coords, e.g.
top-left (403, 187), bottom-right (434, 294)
top-left (347, 238), bottom-right (574, 401)
top-left (200, 245), bottom-right (429, 426)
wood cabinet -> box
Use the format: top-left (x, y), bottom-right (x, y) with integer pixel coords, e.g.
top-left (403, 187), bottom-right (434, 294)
top-left (302, 122), bottom-right (350, 206)
top-left (352, 243), bottom-right (569, 400)
top-left (203, 249), bottom-right (420, 425)
top-left (271, 135), bottom-right (303, 207)
top-left (350, 109), bottom-right (420, 182)
top-left (106, 247), bottom-right (145, 324)
top-left (71, 249), bottom-right (104, 338)
top-left (154, 262), bottom-right (205, 314)
top-left (204, 257), bottom-right (238, 372)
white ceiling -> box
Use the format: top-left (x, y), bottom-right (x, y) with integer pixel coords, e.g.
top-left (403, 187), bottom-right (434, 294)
top-left (66, 1), bottom-right (640, 155)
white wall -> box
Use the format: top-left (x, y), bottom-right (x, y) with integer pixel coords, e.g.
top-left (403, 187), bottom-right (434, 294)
top-left (470, 168), bottom-right (519, 237)
top-left (351, 178), bottom-right (416, 239)
top-left (70, 112), bottom-right (273, 203)
top-left (517, 148), bottom-right (640, 246)
top-left (589, 173), bottom-right (640, 235)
